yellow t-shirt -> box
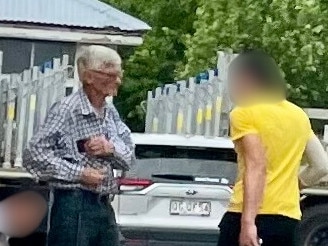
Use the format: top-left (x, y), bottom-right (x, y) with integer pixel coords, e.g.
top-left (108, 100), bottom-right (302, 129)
top-left (228, 100), bottom-right (313, 220)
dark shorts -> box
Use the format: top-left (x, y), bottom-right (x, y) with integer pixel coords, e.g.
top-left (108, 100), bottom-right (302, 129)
top-left (218, 212), bottom-right (300, 246)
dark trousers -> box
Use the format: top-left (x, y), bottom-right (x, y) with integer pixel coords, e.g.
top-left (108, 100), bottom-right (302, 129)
top-left (217, 212), bottom-right (299, 246)
top-left (47, 189), bottom-right (119, 246)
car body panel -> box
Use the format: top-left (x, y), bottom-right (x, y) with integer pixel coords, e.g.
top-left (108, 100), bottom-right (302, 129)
top-left (114, 133), bottom-right (237, 243)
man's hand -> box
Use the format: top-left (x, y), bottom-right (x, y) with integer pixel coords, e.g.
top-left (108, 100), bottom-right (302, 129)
top-left (239, 223), bottom-right (260, 246)
top-left (85, 135), bottom-right (115, 157)
top-left (81, 167), bottom-right (106, 187)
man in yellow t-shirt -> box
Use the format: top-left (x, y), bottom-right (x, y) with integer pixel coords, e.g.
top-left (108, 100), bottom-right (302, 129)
top-left (217, 50), bottom-right (326, 246)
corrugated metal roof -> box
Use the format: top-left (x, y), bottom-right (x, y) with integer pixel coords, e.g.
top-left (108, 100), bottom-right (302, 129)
top-left (0, 0), bottom-right (151, 32)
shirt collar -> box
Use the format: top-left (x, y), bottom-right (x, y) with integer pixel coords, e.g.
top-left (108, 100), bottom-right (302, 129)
top-left (78, 88), bottom-right (110, 116)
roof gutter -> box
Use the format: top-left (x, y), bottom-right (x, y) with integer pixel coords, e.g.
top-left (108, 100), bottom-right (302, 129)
top-left (0, 26), bottom-right (144, 46)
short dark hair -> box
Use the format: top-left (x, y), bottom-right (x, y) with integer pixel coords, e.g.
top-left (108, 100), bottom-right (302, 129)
top-left (229, 49), bottom-right (287, 97)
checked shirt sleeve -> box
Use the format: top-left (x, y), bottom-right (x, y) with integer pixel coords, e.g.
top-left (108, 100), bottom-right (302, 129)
top-left (23, 104), bottom-right (83, 183)
top-left (110, 106), bottom-right (135, 171)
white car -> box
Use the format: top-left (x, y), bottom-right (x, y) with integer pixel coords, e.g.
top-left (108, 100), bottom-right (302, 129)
top-left (113, 133), bottom-right (237, 246)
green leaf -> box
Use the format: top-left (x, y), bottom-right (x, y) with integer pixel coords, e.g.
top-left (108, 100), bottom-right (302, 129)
top-left (312, 25), bottom-right (324, 34)
top-left (103, 0), bottom-right (328, 130)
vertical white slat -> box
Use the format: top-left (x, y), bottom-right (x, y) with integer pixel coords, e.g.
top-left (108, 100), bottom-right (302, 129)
top-left (164, 85), bottom-right (174, 134)
top-left (61, 54), bottom-right (71, 97)
top-left (195, 83), bottom-right (205, 136)
top-left (324, 125), bottom-right (328, 154)
top-left (29, 42), bottom-right (35, 69)
top-left (0, 50), bottom-right (5, 160)
top-left (185, 77), bottom-right (195, 136)
top-left (0, 76), bottom-right (8, 160)
top-left (14, 70), bottom-right (31, 168)
top-left (3, 74), bottom-right (17, 169)
top-left (62, 54), bottom-right (69, 67)
top-left (0, 51), bottom-right (3, 75)
top-left (212, 72), bottom-right (223, 137)
top-left (204, 74), bottom-right (215, 138)
top-left (151, 87), bottom-right (162, 133)
top-left (46, 67), bottom-right (56, 110)
top-left (324, 125), bottom-right (328, 143)
top-left (52, 57), bottom-right (61, 105)
top-left (144, 91), bottom-right (153, 133)
top-left (35, 70), bottom-right (44, 129)
top-left (39, 68), bottom-right (50, 124)
top-left (26, 66), bottom-right (39, 143)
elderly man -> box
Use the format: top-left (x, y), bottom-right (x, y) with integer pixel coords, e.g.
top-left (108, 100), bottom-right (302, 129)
top-left (23, 45), bottom-right (134, 246)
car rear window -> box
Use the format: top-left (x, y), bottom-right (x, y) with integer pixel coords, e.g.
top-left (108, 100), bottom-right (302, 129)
top-left (128, 145), bottom-right (237, 184)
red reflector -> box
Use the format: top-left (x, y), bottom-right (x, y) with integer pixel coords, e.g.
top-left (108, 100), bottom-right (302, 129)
top-left (123, 239), bottom-right (148, 246)
top-left (118, 178), bottom-right (152, 187)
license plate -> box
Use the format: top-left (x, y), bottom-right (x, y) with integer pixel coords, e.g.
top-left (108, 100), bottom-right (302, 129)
top-left (170, 200), bottom-right (211, 216)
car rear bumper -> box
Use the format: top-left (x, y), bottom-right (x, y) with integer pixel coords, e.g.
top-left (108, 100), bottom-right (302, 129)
top-left (122, 239), bottom-right (217, 246)
top-left (120, 226), bottom-right (219, 245)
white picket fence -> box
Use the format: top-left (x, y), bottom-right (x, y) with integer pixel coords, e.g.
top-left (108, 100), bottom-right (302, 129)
top-left (145, 51), bottom-right (237, 137)
top-left (0, 48), bottom-right (326, 180)
top-left (144, 51), bottom-right (328, 151)
top-left (0, 51), bottom-right (74, 170)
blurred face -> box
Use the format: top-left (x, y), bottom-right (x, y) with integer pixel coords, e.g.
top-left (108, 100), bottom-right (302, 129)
top-left (228, 71), bottom-right (260, 105)
top-left (84, 62), bottom-right (123, 97)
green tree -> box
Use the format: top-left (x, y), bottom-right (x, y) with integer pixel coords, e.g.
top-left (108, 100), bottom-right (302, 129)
top-left (179, 0), bottom-right (328, 108)
top-left (104, 0), bottom-right (200, 132)
top-left (104, 0), bottom-right (328, 132)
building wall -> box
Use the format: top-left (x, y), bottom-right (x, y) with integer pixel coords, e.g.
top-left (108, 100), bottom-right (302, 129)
top-left (0, 38), bottom-right (77, 74)
top-left (0, 38), bottom-right (32, 73)
top-left (0, 38), bottom-right (118, 75)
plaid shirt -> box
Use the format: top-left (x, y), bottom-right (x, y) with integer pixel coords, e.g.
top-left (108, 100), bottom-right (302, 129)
top-left (23, 89), bottom-right (134, 195)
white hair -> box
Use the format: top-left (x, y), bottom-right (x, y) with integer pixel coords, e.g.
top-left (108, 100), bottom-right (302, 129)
top-left (77, 45), bottom-right (121, 79)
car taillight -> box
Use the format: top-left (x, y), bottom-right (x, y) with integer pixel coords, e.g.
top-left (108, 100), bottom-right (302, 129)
top-left (118, 178), bottom-right (153, 191)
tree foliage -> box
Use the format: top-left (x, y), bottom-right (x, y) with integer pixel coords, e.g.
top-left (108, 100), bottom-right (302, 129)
top-left (104, 0), bottom-right (328, 131)
top-left (179, 0), bottom-right (328, 108)
top-left (104, 0), bottom-right (199, 131)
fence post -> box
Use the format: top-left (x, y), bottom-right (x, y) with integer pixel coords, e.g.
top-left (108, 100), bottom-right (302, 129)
top-left (38, 69), bottom-right (50, 125)
top-left (14, 70), bottom-right (30, 168)
top-left (26, 66), bottom-right (39, 143)
top-left (144, 91), bottom-right (153, 133)
top-left (324, 125), bottom-right (328, 153)
top-left (62, 54), bottom-right (71, 97)
top-left (51, 58), bottom-right (61, 106)
top-left (176, 82), bottom-right (186, 135)
top-left (0, 51), bottom-right (3, 160)
top-left (151, 87), bottom-right (162, 133)
top-left (164, 85), bottom-right (175, 134)
top-left (3, 74), bottom-right (18, 169)
top-left (185, 77), bottom-right (195, 136)
top-left (0, 51), bottom-right (2, 75)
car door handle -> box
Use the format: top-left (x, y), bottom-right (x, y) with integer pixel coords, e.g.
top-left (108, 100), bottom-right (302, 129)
top-left (186, 190), bottom-right (198, 196)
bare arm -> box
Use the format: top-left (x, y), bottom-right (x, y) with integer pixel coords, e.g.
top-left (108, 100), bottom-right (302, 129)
top-left (299, 135), bottom-right (328, 188)
top-left (230, 107), bottom-right (263, 245)
top-left (239, 134), bottom-right (267, 225)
